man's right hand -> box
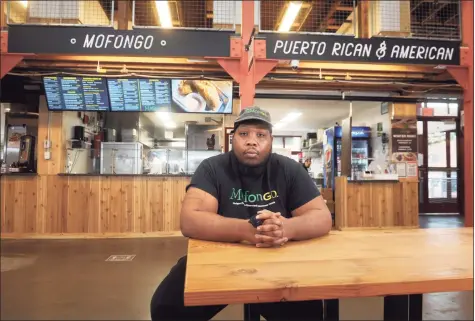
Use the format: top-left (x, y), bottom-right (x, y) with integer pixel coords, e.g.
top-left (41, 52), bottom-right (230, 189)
top-left (248, 210), bottom-right (288, 248)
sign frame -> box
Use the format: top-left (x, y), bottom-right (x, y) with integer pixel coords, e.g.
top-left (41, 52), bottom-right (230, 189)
top-left (8, 25), bottom-right (233, 58)
top-left (261, 33), bottom-right (460, 65)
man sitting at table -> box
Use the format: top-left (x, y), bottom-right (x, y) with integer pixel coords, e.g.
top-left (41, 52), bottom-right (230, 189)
top-left (151, 106), bottom-right (332, 321)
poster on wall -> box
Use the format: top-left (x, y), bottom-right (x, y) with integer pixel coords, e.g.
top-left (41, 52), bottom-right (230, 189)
top-left (391, 119), bottom-right (417, 163)
top-left (323, 128), bottom-right (334, 189)
top-left (171, 80), bottom-right (233, 114)
top-left (406, 162), bottom-right (418, 178)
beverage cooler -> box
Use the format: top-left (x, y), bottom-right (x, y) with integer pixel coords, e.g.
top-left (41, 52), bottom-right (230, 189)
top-left (323, 126), bottom-right (371, 189)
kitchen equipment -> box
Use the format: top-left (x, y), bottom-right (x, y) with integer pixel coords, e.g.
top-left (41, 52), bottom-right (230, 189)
top-left (73, 126), bottom-right (85, 141)
top-left (100, 142), bottom-right (143, 175)
top-left (4, 125), bottom-right (27, 168)
top-left (102, 128), bottom-right (116, 142)
top-left (18, 135), bottom-right (36, 172)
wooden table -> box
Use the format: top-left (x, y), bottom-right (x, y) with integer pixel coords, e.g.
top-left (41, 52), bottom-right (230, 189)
top-left (184, 228), bottom-right (473, 320)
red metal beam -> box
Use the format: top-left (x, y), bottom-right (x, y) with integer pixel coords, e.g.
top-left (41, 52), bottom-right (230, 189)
top-left (1, 54), bottom-right (24, 78)
top-left (459, 0), bottom-right (473, 227)
top-left (1, 31), bottom-right (27, 79)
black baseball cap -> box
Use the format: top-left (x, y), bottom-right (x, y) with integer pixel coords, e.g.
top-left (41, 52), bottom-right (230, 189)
top-left (233, 106), bottom-right (273, 132)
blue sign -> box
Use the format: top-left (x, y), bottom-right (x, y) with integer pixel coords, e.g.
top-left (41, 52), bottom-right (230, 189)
top-left (334, 126), bottom-right (371, 139)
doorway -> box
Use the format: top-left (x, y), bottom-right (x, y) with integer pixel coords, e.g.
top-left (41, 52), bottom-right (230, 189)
top-left (418, 119), bottom-right (460, 214)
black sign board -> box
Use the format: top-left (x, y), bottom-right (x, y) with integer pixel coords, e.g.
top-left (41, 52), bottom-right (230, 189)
top-left (263, 33), bottom-right (460, 65)
top-left (43, 76), bottom-right (110, 111)
top-left (8, 25), bottom-right (232, 57)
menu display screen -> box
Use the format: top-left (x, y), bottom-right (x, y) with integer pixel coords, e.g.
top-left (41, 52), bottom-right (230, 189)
top-left (43, 76), bottom-right (110, 111)
top-left (170, 80), bottom-right (233, 114)
top-left (107, 78), bottom-right (141, 111)
top-left (138, 79), bottom-right (171, 112)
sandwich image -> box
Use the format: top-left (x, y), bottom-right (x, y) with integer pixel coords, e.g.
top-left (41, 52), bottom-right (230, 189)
top-left (176, 80), bottom-right (223, 112)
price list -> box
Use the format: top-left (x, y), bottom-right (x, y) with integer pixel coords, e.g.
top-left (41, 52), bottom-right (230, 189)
top-left (43, 76), bottom-right (110, 111)
top-left (108, 79), bottom-right (141, 111)
top-left (81, 77), bottom-right (110, 111)
top-left (138, 79), bottom-right (171, 111)
top-left (60, 77), bottom-right (84, 110)
top-left (43, 76), bottom-right (63, 110)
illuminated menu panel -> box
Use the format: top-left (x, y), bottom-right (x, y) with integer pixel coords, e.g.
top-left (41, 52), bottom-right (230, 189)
top-left (81, 77), bottom-right (110, 111)
top-left (107, 79), bottom-right (141, 111)
top-left (43, 76), bottom-right (110, 111)
top-left (138, 79), bottom-right (171, 112)
top-left (43, 76), bottom-right (63, 110)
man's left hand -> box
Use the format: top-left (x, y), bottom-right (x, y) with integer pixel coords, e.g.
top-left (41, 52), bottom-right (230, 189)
top-left (254, 210), bottom-right (288, 247)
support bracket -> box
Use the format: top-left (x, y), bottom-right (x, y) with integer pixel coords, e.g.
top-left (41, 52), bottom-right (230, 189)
top-left (446, 66), bottom-right (469, 91)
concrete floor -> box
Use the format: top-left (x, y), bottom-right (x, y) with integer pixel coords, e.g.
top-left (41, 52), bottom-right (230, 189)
top-left (1, 219), bottom-right (473, 320)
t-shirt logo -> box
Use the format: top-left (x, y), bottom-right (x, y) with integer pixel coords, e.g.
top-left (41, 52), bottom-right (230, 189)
top-left (229, 188), bottom-right (279, 208)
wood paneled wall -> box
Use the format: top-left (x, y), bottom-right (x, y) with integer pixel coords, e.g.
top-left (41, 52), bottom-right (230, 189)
top-left (1, 175), bottom-right (190, 234)
top-left (37, 101), bottom-right (65, 175)
top-left (335, 177), bottom-right (419, 229)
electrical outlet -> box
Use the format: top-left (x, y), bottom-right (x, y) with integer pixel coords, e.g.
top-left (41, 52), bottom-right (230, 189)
top-left (44, 151), bottom-right (51, 160)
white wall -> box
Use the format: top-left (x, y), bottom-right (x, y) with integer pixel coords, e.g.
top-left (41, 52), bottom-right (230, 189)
top-left (350, 102), bottom-right (391, 159)
top-left (62, 109), bottom-right (98, 173)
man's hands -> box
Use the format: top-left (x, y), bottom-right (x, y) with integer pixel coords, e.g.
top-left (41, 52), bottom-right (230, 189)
top-left (253, 210), bottom-right (288, 248)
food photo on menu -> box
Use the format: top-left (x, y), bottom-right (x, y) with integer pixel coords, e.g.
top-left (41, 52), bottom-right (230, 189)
top-left (170, 80), bottom-right (233, 114)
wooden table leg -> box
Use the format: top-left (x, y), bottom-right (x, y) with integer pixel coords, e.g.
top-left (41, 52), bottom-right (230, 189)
top-left (409, 294), bottom-right (423, 321)
top-left (323, 299), bottom-right (339, 321)
top-left (384, 295), bottom-right (409, 320)
top-left (384, 294), bottom-right (423, 321)
top-left (244, 304), bottom-right (260, 321)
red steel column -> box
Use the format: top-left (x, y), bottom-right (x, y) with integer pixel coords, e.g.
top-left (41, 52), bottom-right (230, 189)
top-left (239, 0), bottom-right (255, 108)
top-left (461, 0), bottom-right (473, 227)
top-left (216, 1), bottom-right (278, 110)
top-left (448, 0), bottom-right (474, 227)
top-left (0, 31), bottom-right (26, 79)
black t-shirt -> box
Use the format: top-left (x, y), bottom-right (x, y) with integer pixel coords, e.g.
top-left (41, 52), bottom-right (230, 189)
top-left (186, 152), bottom-right (321, 220)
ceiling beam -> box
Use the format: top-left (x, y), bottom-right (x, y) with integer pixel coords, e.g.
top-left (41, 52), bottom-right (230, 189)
top-left (319, 0), bottom-right (341, 32)
top-left (336, 6), bottom-right (354, 11)
top-left (421, 3), bottom-right (449, 24)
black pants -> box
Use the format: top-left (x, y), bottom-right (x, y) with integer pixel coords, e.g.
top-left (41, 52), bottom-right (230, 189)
top-left (150, 256), bottom-right (324, 321)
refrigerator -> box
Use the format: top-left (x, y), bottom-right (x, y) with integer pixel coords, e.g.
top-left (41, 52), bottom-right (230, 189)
top-left (323, 126), bottom-right (371, 189)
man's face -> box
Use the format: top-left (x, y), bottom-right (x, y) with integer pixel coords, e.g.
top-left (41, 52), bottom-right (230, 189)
top-left (232, 122), bottom-right (272, 166)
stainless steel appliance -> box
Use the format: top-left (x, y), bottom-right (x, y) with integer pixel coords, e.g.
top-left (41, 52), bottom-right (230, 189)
top-left (18, 135), bottom-right (36, 172)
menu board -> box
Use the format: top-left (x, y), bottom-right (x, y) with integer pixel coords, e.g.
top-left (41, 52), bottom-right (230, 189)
top-left (391, 119), bottom-right (418, 163)
top-left (107, 78), bottom-right (141, 111)
top-left (138, 79), bottom-right (171, 112)
top-left (43, 76), bottom-right (110, 111)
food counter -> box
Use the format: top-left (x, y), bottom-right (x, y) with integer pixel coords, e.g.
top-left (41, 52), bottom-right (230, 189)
top-left (1, 174), bottom-right (191, 235)
top-left (334, 176), bottom-right (419, 229)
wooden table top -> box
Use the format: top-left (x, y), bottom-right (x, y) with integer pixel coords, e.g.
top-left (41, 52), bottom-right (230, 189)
top-left (184, 228), bottom-right (473, 306)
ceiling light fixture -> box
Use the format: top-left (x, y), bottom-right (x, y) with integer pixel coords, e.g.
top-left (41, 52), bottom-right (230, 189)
top-left (164, 121), bottom-right (177, 129)
top-left (19, 0), bottom-right (28, 8)
top-left (280, 112), bottom-right (302, 123)
top-left (278, 1), bottom-right (303, 32)
top-left (155, 1), bottom-right (173, 28)
top-left (156, 111), bottom-right (171, 121)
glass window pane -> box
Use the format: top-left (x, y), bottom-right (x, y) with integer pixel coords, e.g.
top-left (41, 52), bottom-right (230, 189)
top-left (450, 132), bottom-right (457, 168)
top-left (428, 132), bottom-right (447, 167)
top-left (428, 121), bottom-right (448, 167)
top-left (428, 171), bottom-right (447, 199)
top-left (448, 103), bottom-right (459, 116)
top-left (285, 136), bottom-right (301, 152)
top-left (427, 102), bottom-right (449, 116)
top-left (450, 171), bottom-right (457, 199)
top-left (272, 137), bottom-right (284, 149)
